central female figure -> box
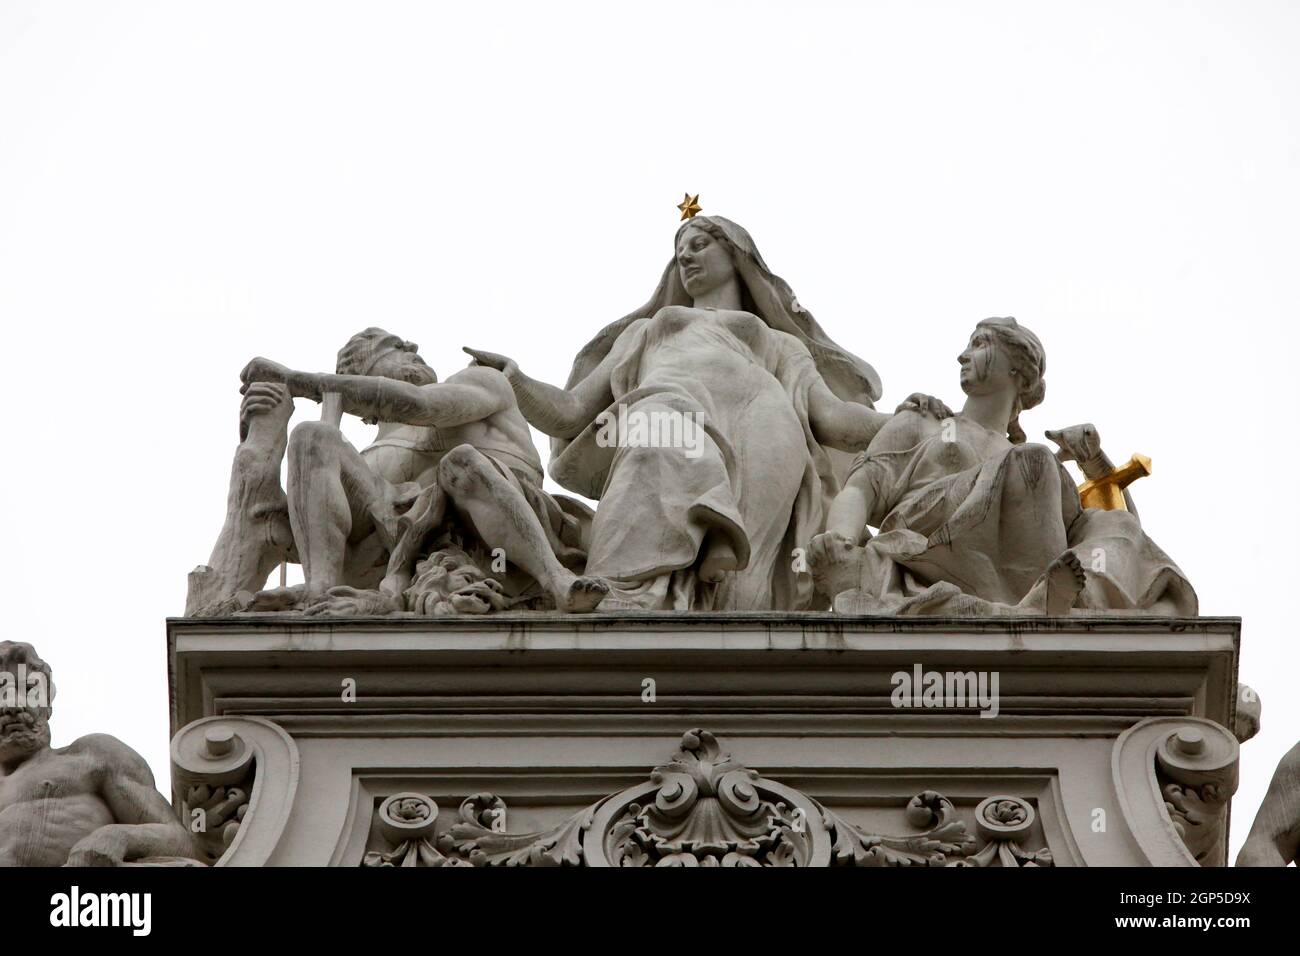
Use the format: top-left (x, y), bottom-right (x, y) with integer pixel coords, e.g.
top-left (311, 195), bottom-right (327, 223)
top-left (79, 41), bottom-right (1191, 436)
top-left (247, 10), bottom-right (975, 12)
top-left (467, 216), bottom-right (903, 610)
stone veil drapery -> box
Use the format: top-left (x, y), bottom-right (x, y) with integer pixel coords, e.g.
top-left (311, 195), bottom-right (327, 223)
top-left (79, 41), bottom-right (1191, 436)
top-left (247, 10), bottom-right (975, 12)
top-left (547, 216), bottom-right (882, 611)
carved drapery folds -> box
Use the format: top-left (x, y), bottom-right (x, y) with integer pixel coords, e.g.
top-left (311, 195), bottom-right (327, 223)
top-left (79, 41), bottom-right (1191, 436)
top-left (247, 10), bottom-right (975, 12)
top-left (360, 729), bottom-right (1054, 868)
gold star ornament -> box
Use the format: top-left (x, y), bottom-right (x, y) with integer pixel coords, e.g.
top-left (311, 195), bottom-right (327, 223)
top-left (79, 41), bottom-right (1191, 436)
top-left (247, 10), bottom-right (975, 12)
top-left (677, 193), bottom-right (702, 220)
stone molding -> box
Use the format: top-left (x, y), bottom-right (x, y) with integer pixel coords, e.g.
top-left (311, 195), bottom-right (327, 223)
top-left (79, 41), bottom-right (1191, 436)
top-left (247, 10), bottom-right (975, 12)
top-left (167, 615), bottom-right (1239, 867)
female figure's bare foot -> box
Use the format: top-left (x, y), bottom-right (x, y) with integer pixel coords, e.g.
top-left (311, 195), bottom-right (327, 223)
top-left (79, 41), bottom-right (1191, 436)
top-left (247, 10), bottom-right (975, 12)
top-left (699, 534), bottom-right (741, 583)
top-left (1042, 551), bottom-right (1086, 615)
top-left (555, 575), bottom-right (609, 613)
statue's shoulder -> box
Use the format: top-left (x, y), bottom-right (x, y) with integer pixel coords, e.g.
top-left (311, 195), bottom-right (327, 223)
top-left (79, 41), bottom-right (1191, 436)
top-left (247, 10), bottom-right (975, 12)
top-left (606, 315), bottom-right (653, 353)
top-left (446, 363), bottom-right (514, 397)
top-left (762, 323), bottom-right (812, 355)
top-left (647, 304), bottom-right (691, 321)
top-left (66, 733), bottom-right (152, 777)
top-left (446, 363), bottom-right (503, 385)
top-left (868, 407), bottom-right (940, 455)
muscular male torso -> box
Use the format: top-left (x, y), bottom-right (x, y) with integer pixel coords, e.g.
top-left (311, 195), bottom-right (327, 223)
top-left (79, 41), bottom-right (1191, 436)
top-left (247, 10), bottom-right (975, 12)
top-left (0, 738), bottom-right (118, 866)
top-left (362, 366), bottom-right (543, 486)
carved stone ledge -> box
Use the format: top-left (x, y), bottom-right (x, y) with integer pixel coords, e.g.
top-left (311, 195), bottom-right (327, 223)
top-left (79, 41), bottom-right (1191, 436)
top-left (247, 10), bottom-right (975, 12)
top-left (169, 616), bottom-right (1237, 866)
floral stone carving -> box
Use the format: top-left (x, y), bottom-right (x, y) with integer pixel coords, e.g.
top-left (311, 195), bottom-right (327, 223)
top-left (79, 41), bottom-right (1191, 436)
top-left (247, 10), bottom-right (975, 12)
top-left (362, 793), bottom-right (474, 867)
top-left (359, 729), bottom-right (1054, 868)
top-left (820, 790), bottom-right (977, 867)
top-left (602, 728), bottom-right (813, 866)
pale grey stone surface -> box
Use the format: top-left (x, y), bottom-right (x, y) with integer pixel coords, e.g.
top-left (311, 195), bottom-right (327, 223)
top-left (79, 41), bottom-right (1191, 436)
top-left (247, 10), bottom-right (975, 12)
top-left (191, 328), bottom-right (607, 617)
top-left (159, 216), bottom-right (1268, 874)
top-left (809, 318), bottom-right (1197, 617)
top-left (1237, 739), bottom-right (1300, 866)
top-left (466, 217), bottom-right (930, 611)
top-left (191, 219), bottom-right (1197, 619)
top-left (0, 641), bottom-right (197, 867)
top-left (168, 614), bottom-right (1240, 867)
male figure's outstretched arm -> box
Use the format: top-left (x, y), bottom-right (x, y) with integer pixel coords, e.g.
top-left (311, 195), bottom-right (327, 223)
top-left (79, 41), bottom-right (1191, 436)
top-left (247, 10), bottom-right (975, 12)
top-left (462, 345), bottom-right (618, 438)
top-left (240, 357), bottom-right (511, 427)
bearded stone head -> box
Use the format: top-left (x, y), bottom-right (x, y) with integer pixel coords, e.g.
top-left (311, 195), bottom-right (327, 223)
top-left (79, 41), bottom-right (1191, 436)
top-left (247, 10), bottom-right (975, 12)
top-left (336, 327), bottom-right (438, 385)
top-left (0, 641), bottom-right (54, 765)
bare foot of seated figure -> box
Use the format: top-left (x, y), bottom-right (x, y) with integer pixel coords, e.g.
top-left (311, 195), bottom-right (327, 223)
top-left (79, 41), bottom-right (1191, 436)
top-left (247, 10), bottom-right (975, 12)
top-left (1035, 551), bottom-right (1087, 615)
top-left (557, 575), bottom-right (610, 613)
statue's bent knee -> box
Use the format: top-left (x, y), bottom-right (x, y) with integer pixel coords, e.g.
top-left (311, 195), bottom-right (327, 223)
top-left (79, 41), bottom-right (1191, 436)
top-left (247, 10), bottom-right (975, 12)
top-left (1005, 442), bottom-right (1059, 491)
top-left (289, 420), bottom-right (342, 459)
top-left (438, 443), bottom-right (488, 491)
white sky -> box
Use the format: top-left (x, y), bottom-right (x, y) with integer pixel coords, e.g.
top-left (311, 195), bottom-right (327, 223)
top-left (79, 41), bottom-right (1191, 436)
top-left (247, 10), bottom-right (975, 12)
top-left (1, 0), bottom-right (1296, 863)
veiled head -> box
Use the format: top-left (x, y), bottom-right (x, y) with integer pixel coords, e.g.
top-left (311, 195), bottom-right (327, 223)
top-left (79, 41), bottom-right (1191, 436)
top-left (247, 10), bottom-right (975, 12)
top-left (559, 214), bottom-right (882, 426)
top-left (675, 221), bottom-right (739, 300)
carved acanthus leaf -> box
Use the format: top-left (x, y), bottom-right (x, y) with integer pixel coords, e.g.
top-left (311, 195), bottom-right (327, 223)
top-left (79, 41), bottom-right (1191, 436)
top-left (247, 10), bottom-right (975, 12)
top-left (601, 729), bottom-right (813, 866)
top-left (359, 730), bottom-right (1056, 868)
top-left (820, 790), bottom-right (977, 867)
top-left (442, 806), bottom-right (595, 867)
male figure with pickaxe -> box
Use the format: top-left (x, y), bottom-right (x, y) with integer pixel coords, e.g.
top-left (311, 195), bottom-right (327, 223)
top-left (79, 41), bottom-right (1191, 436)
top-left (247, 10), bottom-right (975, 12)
top-left (193, 328), bottom-right (606, 615)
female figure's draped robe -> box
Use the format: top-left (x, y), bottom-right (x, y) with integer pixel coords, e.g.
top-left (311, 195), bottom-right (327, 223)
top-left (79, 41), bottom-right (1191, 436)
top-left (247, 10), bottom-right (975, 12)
top-left (550, 306), bottom-right (837, 611)
top-left (837, 410), bottom-right (1197, 616)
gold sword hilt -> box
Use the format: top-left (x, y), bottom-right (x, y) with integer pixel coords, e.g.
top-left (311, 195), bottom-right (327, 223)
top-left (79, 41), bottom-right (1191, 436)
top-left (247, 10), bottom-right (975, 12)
top-left (1077, 454), bottom-right (1152, 511)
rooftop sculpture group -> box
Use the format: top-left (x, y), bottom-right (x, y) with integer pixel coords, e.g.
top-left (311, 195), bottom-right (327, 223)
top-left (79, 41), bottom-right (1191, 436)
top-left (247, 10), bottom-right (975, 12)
top-left (7, 202), bottom-right (1292, 871)
top-left (187, 209), bottom-right (1196, 619)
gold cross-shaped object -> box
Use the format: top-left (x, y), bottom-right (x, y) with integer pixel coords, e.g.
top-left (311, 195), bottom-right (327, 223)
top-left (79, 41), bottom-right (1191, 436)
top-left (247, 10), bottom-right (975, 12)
top-left (1077, 454), bottom-right (1152, 511)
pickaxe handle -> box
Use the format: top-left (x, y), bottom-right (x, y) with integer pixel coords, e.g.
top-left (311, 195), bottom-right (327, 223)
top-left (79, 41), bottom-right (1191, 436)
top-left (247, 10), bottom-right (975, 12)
top-left (321, 391), bottom-right (344, 427)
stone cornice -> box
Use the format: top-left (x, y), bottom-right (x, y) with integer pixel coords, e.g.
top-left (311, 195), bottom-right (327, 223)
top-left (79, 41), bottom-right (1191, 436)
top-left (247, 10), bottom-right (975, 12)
top-left (168, 615), bottom-right (1238, 735)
